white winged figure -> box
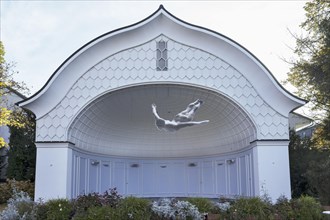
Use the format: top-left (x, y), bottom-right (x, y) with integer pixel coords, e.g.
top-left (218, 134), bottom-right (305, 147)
top-left (151, 99), bottom-right (209, 132)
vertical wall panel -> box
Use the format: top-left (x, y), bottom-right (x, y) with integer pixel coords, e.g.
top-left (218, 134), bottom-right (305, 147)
top-left (72, 156), bottom-right (79, 198)
top-left (216, 161), bottom-right (226, 195)
top-left (88, 160), bottom-right (99, 193)
top-left (240, 156), bottom-right (247, 196)
top-left (157, 163), bottom-right (171, 194)
top-left (100, 162), bottom-right (111, 193)
top-left (142, 162), bottom-right (156, 195)
top-left (113, 162), bottom-right (126, 194)
top-left (172, 162), bottom-right (185, 195)
top-left (79, 158), bottom-right (87, 195)
top-left (247, 154), bottom-right (253, 196)
top-left (228, 159), bottom-right (238, 195)
top-left (72, 150), bottom-right (254, 198)
top-left (187, 163), bottom-right (200, 195)
top-left (202, 161), bottom-right (214, 195)
top-left (127, 162), bottom-right (140, 195)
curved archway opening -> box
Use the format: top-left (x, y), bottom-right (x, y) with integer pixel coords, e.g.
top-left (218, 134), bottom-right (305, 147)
top-left (68, 84), bottom-right (257, 157)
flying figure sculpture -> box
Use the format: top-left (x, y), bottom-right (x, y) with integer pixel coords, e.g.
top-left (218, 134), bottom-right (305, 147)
top-left (151, 99), bottom-right (209, 132)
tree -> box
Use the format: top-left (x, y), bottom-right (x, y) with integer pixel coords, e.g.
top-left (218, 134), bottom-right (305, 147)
top-left (286, 0), bottom-right (330, 144)
top-left (0, 41), bottom-right (28, 147)
top-left (289, 130), bottom-right (330, 204)
top-left (289, 130), bottom-right (317, 198)
top-left (6, 110), bottom-right (36, 181)
top-left (287, 1), bottom-right (330, 204)
top-left (306, 153), bottom-right (330, 205)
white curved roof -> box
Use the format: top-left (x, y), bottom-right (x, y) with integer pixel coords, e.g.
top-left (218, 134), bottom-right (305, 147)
top-left (18, 5), bottom-right (305, 117)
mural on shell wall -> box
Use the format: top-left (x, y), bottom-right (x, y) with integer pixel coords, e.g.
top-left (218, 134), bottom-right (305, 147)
top-left (151, 99), bottom-right (209, 132)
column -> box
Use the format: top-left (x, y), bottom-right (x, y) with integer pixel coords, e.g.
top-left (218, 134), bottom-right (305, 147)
top-left (252, 140), bottom-right (291, 202)
top-left (34, 142), bottom-right (74, 201)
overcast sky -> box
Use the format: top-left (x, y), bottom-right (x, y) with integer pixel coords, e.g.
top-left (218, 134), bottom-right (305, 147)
top-left (1, 1), bottom-right (307, 96)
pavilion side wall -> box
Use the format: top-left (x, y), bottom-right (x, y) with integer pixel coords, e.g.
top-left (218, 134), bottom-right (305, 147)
top-left (69, 148), bottom-right (255, 199)
top-left (252, 140), bottom-right (291, 202)
top-left (33, 141), bottom-right (291, 202)
top-left (34, 142), bottom-right (73, 201)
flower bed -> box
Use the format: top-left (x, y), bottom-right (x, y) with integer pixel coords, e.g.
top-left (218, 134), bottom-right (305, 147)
top-left (0, 188), bottom-right (327, 220)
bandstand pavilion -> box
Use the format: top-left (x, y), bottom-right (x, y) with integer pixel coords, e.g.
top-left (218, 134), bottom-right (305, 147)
top-left (18, 5), bottom-right (306, 201)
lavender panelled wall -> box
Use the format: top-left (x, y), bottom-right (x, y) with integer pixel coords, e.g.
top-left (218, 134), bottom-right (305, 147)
top-left (71, 148), bottom-right (254, 198)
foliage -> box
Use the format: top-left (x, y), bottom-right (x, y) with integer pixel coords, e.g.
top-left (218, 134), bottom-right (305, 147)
top-left (289, 130), bottom-right (330, 204)
top-left (44, 199), bottom-right (73, 220)
top-left (313, 116), bottom-right (330, 148)
top-left (73, 192), bottom-right (102, 217)
top-left (186, 197), bottom-right (214, 214)
top-left (6, 110), bottom-right (36, 181)
top-left (0, 203), bottom-right (6, 212)
top-left (0, 189), bottom-right (34, 220)
top-left (228, 196), bottom-right (274, 220)
top-left (0, 189), bottom-right (328, 220)
top-left (286, 0), bottom-right (330, 148)
top-left (72, 188), bottom-right (122, 217)
top-left (292, 195), bottom-right (324, 220)
top-left (306, 153), bottom-right (330, 205)
top-left (0, 108), bottom-right (26, 148)
top-left (151, 198), bottom-right (202, 220)
top-left (286, 0), bottom-right (330, 113)
top-left (289, 130), bottom-right (318, 198)
top-left (0, 180), bottom-right (34, 204)
top-left (259, 195), bottom-right (324, 220)
top-left (74, 196), bottom-right (150, 220)
top-left (151, 198), bottom-right (175, 219)
top-left (33, 201), bottom-right (48, 220)
top-left (116, 197), bottom-right (151, 220)
top-left (100, 187), bottom-right (122, 208)
top-left (73, 205), bottom-right (117, 220)
top-left (213, 199), bottom-right (231, 220)
top-left (274, 195), bottom-right (295, 220)
top-left (0, 181), bottom-right (11, 204)
top-left (0, 41), bottom-right (28, 148)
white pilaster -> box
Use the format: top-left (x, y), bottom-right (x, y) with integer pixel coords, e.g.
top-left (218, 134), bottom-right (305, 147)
top-left (252, 140), bottom-right (291, 202)
top-left (34, 142), bottom-right (74, 201)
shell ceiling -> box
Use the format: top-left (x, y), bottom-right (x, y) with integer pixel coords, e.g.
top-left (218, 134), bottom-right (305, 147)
top-left (69, 84), bottom-right (256, 157)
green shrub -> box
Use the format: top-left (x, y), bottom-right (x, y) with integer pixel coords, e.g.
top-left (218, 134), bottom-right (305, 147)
top-left (186, 197), bottom-right (214, 214)
top-left (73, 206), bottom-right (118, 220)
top-left (9, 180), bottom-right (34, 200)
top-left (0, 182), bottom-right (11, 204)
top-left (73, 188), bottom-right (121, 218)
top-left (292, 195), bottom-right (323, 220)
top-left (0, 179), bottom-right (34, 204)
top-left (229, 196), bottom-right (274, 220)
top-left (0, 190), bottom-right (34, 220)
top-left (16, 201), bottom-right (35, 219)
top-left (101, 187), bottom-right (122, 208)
top-left (45, 198), bottom-right (73, 220)
top-left (213, 198), bottom-right (232, 220)
top-left (150, 198), bottom-right (202, 220)
top-left (117, 196), bottom-right (151, 220)
top-left (34, 202), bottom-right (48, 220)
top-left (274, 195), bottom-right (295, 220)
top-left (76, 197), bottom-right (150, 220)
top-left (73, 192), bottom-right (102, 217)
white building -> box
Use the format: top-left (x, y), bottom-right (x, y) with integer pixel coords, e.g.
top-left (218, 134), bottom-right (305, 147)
top-left (18, 6), bottom-right (306, 202)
